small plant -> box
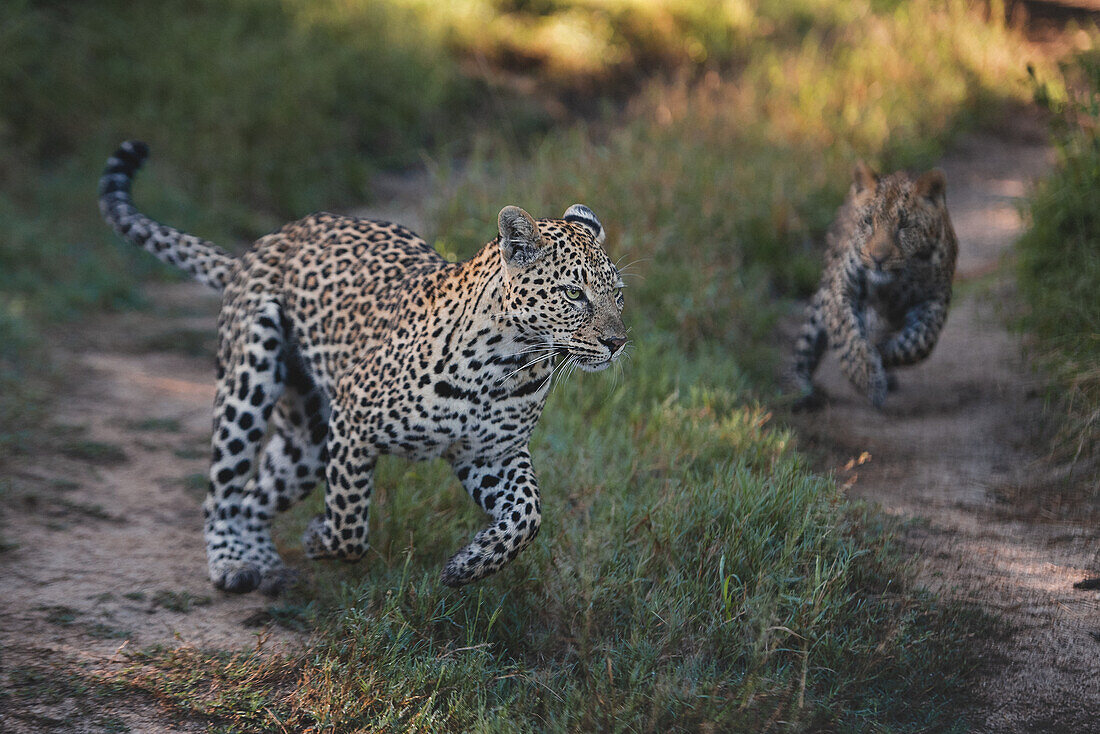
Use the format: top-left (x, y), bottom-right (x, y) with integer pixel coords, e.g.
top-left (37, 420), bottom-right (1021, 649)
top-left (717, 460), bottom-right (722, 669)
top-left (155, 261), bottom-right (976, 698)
top-left (87, 622), bottom-right (131, 640)
top-left (59, 439), bottom-right (128, 466)
top-left (125, 417), bottom-right (182, 433)
top-left (152, 590), bottom-right (212, 614)
top-left (41, 605), bottom-right (79, 626)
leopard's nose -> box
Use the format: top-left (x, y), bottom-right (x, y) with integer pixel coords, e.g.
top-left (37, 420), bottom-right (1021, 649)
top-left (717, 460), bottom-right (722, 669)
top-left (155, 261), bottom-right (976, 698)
top-left (599, 335), bottom-right (627, 354)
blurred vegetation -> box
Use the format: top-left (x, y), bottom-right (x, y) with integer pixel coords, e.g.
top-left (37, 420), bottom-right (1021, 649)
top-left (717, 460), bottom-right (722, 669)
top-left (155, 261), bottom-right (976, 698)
top-left (1, 0), bottom-right (1055, 729)
top-left (1019, 51), bottom-right (1100, 486)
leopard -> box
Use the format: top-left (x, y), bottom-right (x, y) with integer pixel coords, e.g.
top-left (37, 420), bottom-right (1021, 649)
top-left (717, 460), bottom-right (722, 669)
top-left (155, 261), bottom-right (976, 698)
top-left (98, 140), bottom-right (629, 593)
top-left (791, 161), bottom-right (958, 408)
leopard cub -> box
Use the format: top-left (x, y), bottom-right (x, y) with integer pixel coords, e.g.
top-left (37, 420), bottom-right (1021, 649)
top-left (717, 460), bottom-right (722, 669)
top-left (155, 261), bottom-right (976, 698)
top-left (792, 161), bottom-right (958, 408)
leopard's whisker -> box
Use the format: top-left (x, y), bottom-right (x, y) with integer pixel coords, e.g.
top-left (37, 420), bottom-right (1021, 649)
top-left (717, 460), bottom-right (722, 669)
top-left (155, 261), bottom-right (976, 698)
top-left (500, 345), bottom-right (559, 361)
top-left (615, 256), bottom-right (650, 272)
top-left (542, 354), bottom-right (573, 392)
top-left (497, 351), bottom-right (558, 384)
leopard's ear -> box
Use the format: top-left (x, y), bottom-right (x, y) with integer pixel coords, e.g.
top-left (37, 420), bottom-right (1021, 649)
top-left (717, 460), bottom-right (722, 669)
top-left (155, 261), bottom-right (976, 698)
top-left (914, 169), bottom-right (946, 205)
top-left (853, 160), bottom-right (879, 194)
top-left (563, 204), bottom-right (605, 246)
top-left (498, 206), bottom-right (543, 267)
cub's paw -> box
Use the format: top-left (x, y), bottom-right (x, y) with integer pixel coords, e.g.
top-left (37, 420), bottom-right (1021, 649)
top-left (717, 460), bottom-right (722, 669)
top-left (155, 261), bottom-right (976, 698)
top-left (867, 371), bottom-right (889, 408)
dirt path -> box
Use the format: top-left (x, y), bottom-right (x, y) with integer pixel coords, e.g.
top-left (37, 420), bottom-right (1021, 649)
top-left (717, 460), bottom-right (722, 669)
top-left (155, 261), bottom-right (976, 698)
top-left (791, 118), bottom-right (1100, 731)
top-left (0, 282), bottom-right (304, 732)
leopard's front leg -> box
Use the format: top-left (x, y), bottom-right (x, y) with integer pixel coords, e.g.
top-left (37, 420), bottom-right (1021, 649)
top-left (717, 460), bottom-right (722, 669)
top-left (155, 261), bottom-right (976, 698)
top-left (302, 413), bottom-right (375, 562)
top-left (827, 263), bottom-right (889, 407)
top-left (878, 298), bottom-right (949, 369)
top-left (442, 448), bottom-right (542, 587)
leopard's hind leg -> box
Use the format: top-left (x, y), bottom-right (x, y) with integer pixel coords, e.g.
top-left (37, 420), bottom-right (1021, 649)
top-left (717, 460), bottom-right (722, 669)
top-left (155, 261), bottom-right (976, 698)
top-left (204, 298), bottom-right (289, 593)
top-left (233, 355), bottom-right (330, 594)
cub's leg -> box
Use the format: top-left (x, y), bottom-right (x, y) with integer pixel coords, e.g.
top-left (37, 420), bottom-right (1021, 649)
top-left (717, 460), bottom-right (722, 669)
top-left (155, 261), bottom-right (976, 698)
top-left (301, 409), bottom-right (375, 562)
top-left (441, 448), bottom-right (542, 587)
top-left (878, 299), bottom-right (949, 370)
top-left (826, 286), bottom-right (888, 407)
top-left (234, 367), bottom-right (330, 594)
top-left (204, 300), bottom-right (286, 593)
top-left (791, 288), bottom-right (829, 407)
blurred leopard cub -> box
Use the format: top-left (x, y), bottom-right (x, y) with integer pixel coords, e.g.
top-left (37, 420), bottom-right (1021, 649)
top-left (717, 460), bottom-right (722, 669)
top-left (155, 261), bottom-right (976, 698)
top-left (791, 162), bottom-right (958, 408)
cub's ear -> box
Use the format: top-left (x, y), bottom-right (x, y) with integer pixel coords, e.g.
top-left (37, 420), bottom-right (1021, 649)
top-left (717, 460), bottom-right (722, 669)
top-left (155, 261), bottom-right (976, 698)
top-left (853, 160), bottom-right (879, 194)
top-left (914, 169), bottom-right (946, 205)
top-left (498, 206), bottom-right (543, 267)
top-left (563, 203), bottom-right (606, 245)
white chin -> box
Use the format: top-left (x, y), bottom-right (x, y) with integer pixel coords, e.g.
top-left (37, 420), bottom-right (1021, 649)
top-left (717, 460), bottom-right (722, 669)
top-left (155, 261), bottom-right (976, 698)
top-left (866, 269), bottom-right (893, 285)
top-left (578, 359), bottom-right (612, 372)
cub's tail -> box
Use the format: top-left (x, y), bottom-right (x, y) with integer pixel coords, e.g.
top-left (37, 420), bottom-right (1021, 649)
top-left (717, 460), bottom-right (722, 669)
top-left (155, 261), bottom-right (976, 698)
top-left (98, 141), bottom-right (235, 291)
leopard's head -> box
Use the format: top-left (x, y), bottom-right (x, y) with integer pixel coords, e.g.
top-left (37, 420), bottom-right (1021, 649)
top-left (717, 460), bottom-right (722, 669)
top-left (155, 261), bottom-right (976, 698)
top-left (849, 161), bottom-right (952, 283)
top-left (496, 204), bottom-right (627, 372)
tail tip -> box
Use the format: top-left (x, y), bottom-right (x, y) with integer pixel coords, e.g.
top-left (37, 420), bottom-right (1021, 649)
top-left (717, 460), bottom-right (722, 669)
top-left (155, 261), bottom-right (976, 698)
top-left (107, 140), bottom-right (150, 173)
top-left (100, 140), bottom-right (150, 199)
top-left (118, 139), bottom-right (149, 158)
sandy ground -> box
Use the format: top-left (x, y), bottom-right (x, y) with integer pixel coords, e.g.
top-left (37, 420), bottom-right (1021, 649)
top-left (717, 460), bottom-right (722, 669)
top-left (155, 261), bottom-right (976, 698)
top-left (0, 283), bottom-right (305, 732)
top-left (790, 117), bottom-right (1100, 732)
top-left (1, 113), bottom-right (1096, 731)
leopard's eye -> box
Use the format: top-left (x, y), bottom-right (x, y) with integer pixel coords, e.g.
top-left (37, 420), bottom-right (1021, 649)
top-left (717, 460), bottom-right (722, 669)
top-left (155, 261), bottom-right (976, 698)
top-left (564, 287), bottom-right (584, 300)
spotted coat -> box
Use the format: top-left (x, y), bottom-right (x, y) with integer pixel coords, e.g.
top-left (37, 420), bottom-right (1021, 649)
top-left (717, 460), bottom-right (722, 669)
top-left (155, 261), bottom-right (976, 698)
top-left (99, 141), bottom-right (628, 592)
top-left (791, 162), bottom-right (958, 408)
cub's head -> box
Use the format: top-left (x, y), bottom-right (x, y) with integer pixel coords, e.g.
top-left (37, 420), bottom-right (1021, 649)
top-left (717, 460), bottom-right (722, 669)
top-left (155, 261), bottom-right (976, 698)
top-left (848, 161), bottom-right (954, 282)
top-left (496, 204), bottom-right (627, 372)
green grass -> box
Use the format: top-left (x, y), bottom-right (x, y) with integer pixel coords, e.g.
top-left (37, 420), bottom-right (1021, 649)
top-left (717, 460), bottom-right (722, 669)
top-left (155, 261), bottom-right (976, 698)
top-left (108, 386), bottom-right (987, 730)
top-left (1018, 51), bottom-right (1100, 484)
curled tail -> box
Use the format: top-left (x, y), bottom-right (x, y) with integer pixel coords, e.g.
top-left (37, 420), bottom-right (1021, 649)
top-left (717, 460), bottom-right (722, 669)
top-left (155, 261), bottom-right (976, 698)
top-left (98, 141), bottom-right (235, 291)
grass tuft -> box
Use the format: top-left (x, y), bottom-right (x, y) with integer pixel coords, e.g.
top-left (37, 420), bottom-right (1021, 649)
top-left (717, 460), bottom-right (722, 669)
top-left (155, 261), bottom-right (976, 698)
top-left (152, 591), bottom-right (213, 614)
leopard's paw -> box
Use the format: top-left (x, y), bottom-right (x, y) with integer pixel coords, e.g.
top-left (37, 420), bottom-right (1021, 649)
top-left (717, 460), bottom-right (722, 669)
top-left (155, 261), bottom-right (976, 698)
top-left (302, 515), bottom-right (366, 563)
top-left (301, 515), bottom-right (334, 560)
top-left (212, 562), bottom-right (262, 594)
